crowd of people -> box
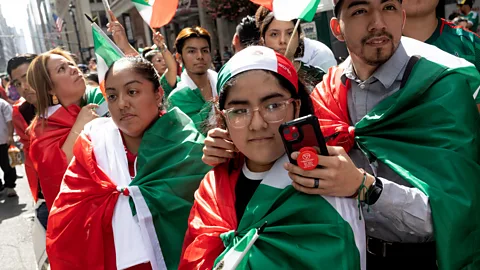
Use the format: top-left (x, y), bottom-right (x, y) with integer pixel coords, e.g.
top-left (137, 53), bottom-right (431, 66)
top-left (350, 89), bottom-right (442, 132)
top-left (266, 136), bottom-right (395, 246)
top-left (0, 0), bottom-right (479, 269)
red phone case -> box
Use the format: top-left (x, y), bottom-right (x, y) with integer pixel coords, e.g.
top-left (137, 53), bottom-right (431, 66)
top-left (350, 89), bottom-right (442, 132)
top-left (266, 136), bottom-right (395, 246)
top-left (279, 115), bottom-right (329, 166)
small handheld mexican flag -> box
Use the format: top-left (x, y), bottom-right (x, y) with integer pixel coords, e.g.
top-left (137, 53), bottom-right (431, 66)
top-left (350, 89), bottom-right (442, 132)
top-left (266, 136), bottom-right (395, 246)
top-left (90, 21), bottom-right (124, 96)
top-left (213, 223), bottom-right (267, 270)
top-left (132, 0), bottom-right (179, 29)
top-left (251, 0), bottom-right (321, 22)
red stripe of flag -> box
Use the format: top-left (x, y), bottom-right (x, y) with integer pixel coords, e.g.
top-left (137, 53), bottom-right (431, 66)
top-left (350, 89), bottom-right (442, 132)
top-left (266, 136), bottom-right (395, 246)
top-left (150, 0), bottom-right (179, 28)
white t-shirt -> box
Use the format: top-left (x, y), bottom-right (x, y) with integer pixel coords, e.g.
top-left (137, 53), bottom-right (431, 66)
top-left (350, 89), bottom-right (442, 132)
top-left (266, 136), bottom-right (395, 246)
top-left (299, 38), bottom-right (337, 72)
top-left (0, 98), bottom-right (12, 145)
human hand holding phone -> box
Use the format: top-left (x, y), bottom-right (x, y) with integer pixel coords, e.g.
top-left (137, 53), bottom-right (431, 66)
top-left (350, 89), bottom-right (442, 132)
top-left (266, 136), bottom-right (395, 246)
top-left (279, 114), bottom-right (328, 166)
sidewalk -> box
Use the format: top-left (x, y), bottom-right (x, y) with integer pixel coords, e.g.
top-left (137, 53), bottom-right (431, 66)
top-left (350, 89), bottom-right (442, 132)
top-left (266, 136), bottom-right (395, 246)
top-left (0, 165), bottom-right (37, 270)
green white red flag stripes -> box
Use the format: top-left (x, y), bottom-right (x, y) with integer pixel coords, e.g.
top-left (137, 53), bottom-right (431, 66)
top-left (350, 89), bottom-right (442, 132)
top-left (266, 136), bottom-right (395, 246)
top-left (217, 46), bottom-right (298, 95)
top-left (180, 155), bottom-right (366, 269)
top-left (91, 23), bottom-right (124, 96)
top-left (251, 0), bottom-right (321, 21)
top-left (46, 108), bottom-right (211, 269)
top-left (132, 0), bottom-right (179, 28)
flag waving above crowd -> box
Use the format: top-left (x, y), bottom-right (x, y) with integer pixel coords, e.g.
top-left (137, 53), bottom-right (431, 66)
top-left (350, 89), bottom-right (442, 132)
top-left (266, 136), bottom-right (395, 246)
top-left (132, 0), bottom-right (179, 29)
top-left (251, 0), bottom-right (321, 21)
top-left (91, 22), bottom-right (124, 96)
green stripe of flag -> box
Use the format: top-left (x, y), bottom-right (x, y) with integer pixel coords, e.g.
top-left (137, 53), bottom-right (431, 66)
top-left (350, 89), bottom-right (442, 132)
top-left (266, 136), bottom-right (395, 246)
top-left (131, 0), bottom-right (151, 6)
top-left (299, 0), bottom-right (321, 21)
top-left (92, 23), bottom-right (123, 68)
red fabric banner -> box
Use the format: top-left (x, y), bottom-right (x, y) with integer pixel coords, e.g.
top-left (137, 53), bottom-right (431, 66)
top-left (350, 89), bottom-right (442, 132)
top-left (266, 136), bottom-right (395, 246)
top-left (179, 161), bottom-right (241, 270)
top-left (310, 66), bottom-right (355, 152)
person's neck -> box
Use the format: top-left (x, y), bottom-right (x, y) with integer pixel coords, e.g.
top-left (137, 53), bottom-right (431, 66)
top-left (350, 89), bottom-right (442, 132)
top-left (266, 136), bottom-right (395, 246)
top-left (123, 133), bottom-right (142, 155)
top-left (462, 8), bottom-right (471, 15)
top-left (246, 158), bottom-right (274, 173)
top-left (403, 12), bottom-right (438, 42)
top-left (61, 98), bottom-right (82, 108)
top-left (349, 55), bottom-right (379, 81)
top-left (187, 70), bottom-right (210, 90)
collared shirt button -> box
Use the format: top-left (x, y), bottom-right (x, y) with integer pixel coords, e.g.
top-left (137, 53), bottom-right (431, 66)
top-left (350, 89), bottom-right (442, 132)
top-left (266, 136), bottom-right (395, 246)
top-left (409, 231), bottom-right (415, 235)
top-left (359, 84), bottom-right (366, 89)
top-left (369, 228), bottom-right (375, 232)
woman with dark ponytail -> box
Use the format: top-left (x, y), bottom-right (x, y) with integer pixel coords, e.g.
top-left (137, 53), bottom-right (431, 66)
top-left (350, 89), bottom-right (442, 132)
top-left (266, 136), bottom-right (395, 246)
top-left (46, 56), bottom-right (211, 270)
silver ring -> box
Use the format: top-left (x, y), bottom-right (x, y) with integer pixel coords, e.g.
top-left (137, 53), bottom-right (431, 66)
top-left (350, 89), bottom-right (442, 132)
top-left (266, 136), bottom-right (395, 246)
top-left (313, 179), bottom-right (319, 189)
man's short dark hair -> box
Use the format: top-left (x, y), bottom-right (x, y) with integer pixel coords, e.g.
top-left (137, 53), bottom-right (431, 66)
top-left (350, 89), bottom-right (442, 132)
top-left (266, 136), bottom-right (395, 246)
top-left (6, 54), bottom-right (37, 78)
top-left (236, 15), bottom-right (260, 47)
top-left (334, 0), bottom-right (403, 17)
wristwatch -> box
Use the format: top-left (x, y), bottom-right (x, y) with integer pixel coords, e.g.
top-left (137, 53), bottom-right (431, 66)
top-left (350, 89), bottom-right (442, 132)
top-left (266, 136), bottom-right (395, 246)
top-left (365, 177), bottom-right (383, 205)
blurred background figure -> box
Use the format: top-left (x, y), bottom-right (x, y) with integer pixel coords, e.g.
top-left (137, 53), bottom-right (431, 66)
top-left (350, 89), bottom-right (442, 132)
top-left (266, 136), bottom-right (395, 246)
top-left (212, 49), bottom-right (222, 72)
top-left (456, 0), bottom-right (479, 32)
top-left (84, 73), bottom-right (99, 88)
top-left (144, 49), bottom-right (168, 75)
top-left (0, 75), bottom-right (15, 104)
top-left (222, 45), bottom-right (232, 64)
top-left (232, 15), bottom-right (261, 54)
top-left (77, 64), bottom-right (88, 74)
top-left (88, 57), bottom-right (97, 73)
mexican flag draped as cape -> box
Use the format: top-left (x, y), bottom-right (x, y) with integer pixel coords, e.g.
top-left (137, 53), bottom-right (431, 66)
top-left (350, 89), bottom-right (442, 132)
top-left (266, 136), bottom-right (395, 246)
top-left (46, 107), bottom-right (211, 270)
top-left (180, 155), bottom-right (366, 270)
top-left (310, 38), bottom-right (480, 269)
top-left (167, 69), bottom-right (217, 132)
top-left (12, 99), bottom-right (38, 201)
top-left (29, 87), bottom-right (104, 210)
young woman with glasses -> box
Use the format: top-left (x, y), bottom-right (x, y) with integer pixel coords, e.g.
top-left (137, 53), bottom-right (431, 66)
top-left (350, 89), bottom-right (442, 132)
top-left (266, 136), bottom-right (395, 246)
top-left (180, 46), bottom-right (365, 269)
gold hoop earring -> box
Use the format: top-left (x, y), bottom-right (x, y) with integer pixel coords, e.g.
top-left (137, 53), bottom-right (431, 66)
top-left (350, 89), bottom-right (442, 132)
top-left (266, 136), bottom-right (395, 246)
top-left (52, 94), bottom-right (59, 105)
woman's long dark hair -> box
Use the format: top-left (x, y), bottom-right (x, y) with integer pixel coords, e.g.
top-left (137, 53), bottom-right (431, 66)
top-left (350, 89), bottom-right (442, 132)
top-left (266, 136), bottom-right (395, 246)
top-left (255, 6), bottom-right (305, 59)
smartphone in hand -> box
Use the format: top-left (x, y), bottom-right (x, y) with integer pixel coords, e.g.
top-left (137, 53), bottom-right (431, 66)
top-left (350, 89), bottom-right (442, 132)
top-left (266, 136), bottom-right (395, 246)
top-left (279, 114), bottom-right (328, 165)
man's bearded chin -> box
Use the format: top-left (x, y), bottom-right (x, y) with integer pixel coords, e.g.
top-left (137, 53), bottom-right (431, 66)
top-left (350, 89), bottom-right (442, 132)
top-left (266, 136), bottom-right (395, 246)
top-left (361, 46), bottom-right (395, 66)
top-left (360, 30), bottom-right (396, 66)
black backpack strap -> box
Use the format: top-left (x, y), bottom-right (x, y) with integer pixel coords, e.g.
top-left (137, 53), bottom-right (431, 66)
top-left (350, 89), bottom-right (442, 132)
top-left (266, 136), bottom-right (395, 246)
top-left (400, 55), bottom-right (421, 89)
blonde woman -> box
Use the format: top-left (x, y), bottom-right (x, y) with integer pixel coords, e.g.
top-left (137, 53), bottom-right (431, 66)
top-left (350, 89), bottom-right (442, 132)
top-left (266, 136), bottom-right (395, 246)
top-left (27, 48), bottom-right (104, 210)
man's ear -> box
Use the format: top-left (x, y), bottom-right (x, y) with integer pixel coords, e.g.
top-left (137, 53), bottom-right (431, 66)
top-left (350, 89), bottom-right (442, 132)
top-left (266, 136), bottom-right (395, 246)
top-left (330, 17), bottom-right (345, 42)
top-left (176, 52), bottom-right (183, 64)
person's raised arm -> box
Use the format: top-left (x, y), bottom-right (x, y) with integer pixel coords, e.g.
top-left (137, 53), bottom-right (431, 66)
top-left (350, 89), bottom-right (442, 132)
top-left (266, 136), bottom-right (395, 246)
top-left (106, 10), bottom-right (139, 57)
top-left (152, 32), bottom-right (177, 88)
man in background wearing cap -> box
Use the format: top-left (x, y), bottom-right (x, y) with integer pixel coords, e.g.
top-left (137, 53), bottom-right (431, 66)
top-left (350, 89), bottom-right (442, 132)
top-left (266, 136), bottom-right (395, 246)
top-left (402, 0), bottom-right (480, 72)
top-left (457, 0), bottom-right (479, 32)
top-left (286, 0), bottom-right (480, 269)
